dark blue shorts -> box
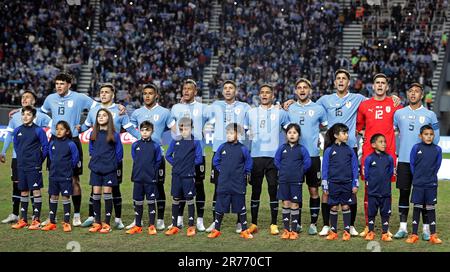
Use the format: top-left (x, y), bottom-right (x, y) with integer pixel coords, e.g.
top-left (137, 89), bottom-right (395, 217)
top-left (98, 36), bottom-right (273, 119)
top-left (277, 182), bottom-right (302, 202)
top-left (328, 182), bottom-right (354, 206)
top-left (18, 170), bottom-right (43, 191)
top-left (411, 187), bottom-right (437, 205)
top-left (368, 196), bottom-right (391, 217)
top-left (133, 182), bottom-right (159, 201)
top-left (89, 171), bottom-right (118, 187)
top-left (48, 179), bottom-right (73, 196)
top-left (215, 193), bottom-right (246, 214)
top-left (171, 175), bottom-right (196, 199)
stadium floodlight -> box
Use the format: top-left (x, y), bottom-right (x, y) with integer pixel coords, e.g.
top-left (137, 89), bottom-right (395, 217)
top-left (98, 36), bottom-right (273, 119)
top-left (367, 0), bottom-right (381, 5)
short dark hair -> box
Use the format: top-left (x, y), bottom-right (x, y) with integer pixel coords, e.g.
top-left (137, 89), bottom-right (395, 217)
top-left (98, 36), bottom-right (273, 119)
top-left (408, 83), bottom-right (423, 92)
top-left (295, 78), bottom-right (312, 88)
top-left (179, 117), bottom-right (193, 128)
top-left (143, 83), bottom-right (159, 95)
top-left (225, 123), bottom-right (243, 135)
top-left (99, 83), bottom-right (116, 94)
top-left (140, 121), bottom-right (154, 130)
top-left (335, 68), bottom-right (350, 80)
top-left (259, 84), bottom-right (273, 93)
top-left (373, 73), bottom-right (388, 82)
top-left (286, 123), bottom-right (301, 137)
top-left (22, 105), bottom-right (36, 117)
top-left (370, 133), bottom-right (385, 144)
top-left (420, 124), bottom-right (433, 134)
top-left (55, 73), bottom-right (73, 84)
top-left (223, 80), bottom-right (237, 89)
top-left (22, 90), bottom-right (37, 101)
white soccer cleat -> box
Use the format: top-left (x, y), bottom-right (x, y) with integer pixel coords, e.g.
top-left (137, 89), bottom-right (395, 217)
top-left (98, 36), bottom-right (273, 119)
top-left (72, 214), bottom-right (82, 227)
top-left (156, 219), bottom-right (165, 231)
top-left (114, 218), bottom-right (125, 230)
top-left (205, 222), bottom-right (215, 233)
top-left (196, 217), bottom-right (205, 232)
top-left (349, 226), bottom-right (359, 236)
top-left (40, 217), bottom-right (52, 227)
top-left (319, 225), bottom-right (330, 236)
top-left (1, 214), bottom-right (18, 224)
top-left (235, 223), bottom-right (242, 234)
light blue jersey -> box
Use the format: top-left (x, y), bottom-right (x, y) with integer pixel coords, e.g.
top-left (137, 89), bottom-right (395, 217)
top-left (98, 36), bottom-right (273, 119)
top-left (394, 105), bottom-right (440, 163)
top-left (82, 103), bottom-right (140, 139)
top-left (41, 90), bottom-right (96, 137)
top-left (206, 100), bottom-right (251, 152)
top-left (1, 110), bottom-right (51, 158)
top-left (316, 92), bottom-right (366, 148)
top-left (244, 105), bottom-right (290, 158)
top-left (171, 101), bottom-right (208, 155)
top-left (288, 101), bottom-right (328, 157)
top-left (130, 104), bottom-right (175, 145)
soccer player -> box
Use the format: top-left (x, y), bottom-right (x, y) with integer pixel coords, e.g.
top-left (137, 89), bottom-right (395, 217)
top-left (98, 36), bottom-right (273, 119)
top-left (128, 83), bottom-right (175, 230)
top-left (287, 78), bottom-right (327, 235)
top-left (356, 73), bottom-right (402, 237)
top-left (204, 80), bottom-right (251, 233)
top-left (11, 106), bottom-right (49, 230)
top-left (406, 125), bottom-right (442, 244)
top-left (165, 117), bottom-right (203, 237)
top-left (170, 79), bottom-right (208, 231)
top-left (244, 84), bottom-right (290, 235)
top-left (394, 85), bottom-right (440, 240)
top-left (1, 90), bottom-right (51, 224)
top-left (363, 134), bottom-right (394, 242)
top-left (208, 123), bottom-right (253, 239)
top-left (79, 83), bottom-right (139, 229)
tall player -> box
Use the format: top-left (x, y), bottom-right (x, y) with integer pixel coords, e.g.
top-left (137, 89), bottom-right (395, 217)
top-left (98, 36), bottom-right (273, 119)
top-left (170, 79), bottom-right (208, 231)
top-left (127, 83), bottom-right (175, 230)
top-left (204, 80), bottom-right (251, 233)
top-left (244, 84), bottom-right (290, 235)
top-left (1, 91), bottom-right (51, 224)
top-left (287, 78), bottom-right (327, 235)
top-left (356, 73), bottom-right (402, 237)
top-left (393, 83), bottom-right (440, 240)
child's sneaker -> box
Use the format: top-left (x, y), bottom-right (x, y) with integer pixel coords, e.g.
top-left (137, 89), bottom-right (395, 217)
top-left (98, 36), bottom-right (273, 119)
top-left (205, 222), bottom-right (215, 233)
top-left (270, 224), bottom-right (279, 235)
top-left (422, 232), bottom-right (431, 241)
top-left (240, 229), bottom-right (254, 239)
top-left (126, 226), bottom-right (142, 234)
top-left (114, 218), bottom-right (125, 230)
top-left (41, 223), bottom-right (57, 231)
top-left (165, 226), bottom-right (180, 236)
top-left (359, 226), bottom-right (369, 237)
top-left (156, 219), bottom-right (165, 231)
top-left (406, 234), bottom-right (419, 244)
top-left (248, 224), bottom-right (258, 234)
top-left (63, 222), bottom-right (72, 232)
top-left (81, 216), bottom-right (95, 227)
top-left (28, 220), bottom-right (41, 230)
top-left (381, 233), bottom-right (392, 242)
top-left (281, 229), bottom-right (290, 239)
top-left (308, 224), bottom-right (317, 235)
top-left (235, 223), bottom-right (242, 234)
top-left (319, 225), bottom-right (330, 236)
top-left (207, 229), bottom-right (221, 239)
top-left (326, 231), bottom-right (338, 240)
top-left (342, 231), bottom-right (351, 241)
top-left (365, 231), bottom-right (375, 241)
top-left (393, 229), bottom-right (408, 239)
top-left (187, 226), bottom-right (196, 237)
top-left (430, 234), bottom-right (442, 244)
top-left (148, 225), bottom-right (157, 235)
top-left (349, 226), bottom-right (359, 236)
top-left (99, 223), bottom-right (112, 234)
top-left (289, 231), bottom-right (299, 240)
top-left (89, 223), bottom-right (102, 233)
top-left (11, 219), bottom-right (28, 229)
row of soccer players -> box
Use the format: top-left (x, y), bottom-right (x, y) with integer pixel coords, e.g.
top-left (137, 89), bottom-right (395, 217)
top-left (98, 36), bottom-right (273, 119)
top-left (0, 70), bottom-right (441, 242)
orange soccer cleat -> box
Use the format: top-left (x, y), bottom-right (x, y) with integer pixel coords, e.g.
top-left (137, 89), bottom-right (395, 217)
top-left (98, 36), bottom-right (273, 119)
top-left (342, 230), bottom-right (351, 241)
top-left (429, 234), bottom-right (442, 244)
top-left (248, 224), bottom-right (258, 234)
top-left (148, 225), bottom-right (157, 235)
top-left (240, 229), bottom-right (254, 239)
top-left (99, 223), bottom-right (112, 234)
top-left (326, 231), bottom-right (338, 240)
top-left (381, 233), bottom-right (392, 242)
top-left (11, 219), bottom-right (28, 230)
top-left (207, 229), bottom-right (222, 239)
top-left (165, 226), bottom-right (180, 236)
top-left (89, 223), bottom-right (102, 233)
top-left (41, 223), bottom-right (57, 231)
top-left (281, 229), bottom-right (290, 240)
top-left (63, 223), bottom-right (72, 232)
top-left (187, 226), bottom-right (196, 237)
top-left (289, 231), bottom-right (299, 240)
top-left (126, 225), bottom-right (143, 234)
top-left (365, 231), bottom-right (375, 241)
top-left (28, 220), bottom-right (41, 230)
top-left (406, 234), bottom-right (419, 244)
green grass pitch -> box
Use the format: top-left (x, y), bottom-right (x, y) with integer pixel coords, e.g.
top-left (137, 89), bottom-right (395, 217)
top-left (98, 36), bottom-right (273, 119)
top-left (0, 144), bottom-right (449, 252)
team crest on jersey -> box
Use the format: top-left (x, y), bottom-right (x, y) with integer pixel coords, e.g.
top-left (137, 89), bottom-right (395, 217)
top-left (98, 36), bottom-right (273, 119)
top-left (193, 109), bottom-right (199, 116)
top-left (270, 113), bottom-right (276, 121)
top-left (419, 116), bottom-right (425, 124)
top-left (235, 108), bottom-right (241, 115)
top-left (345, 101), bottom-right (352, 108)
top-left (67, 100), bottom-right (74, 108)
top-left (153, 114), bottom-right (160, 121)
top-left (308, 110), bottom-right (314, 117)
top-left (386, 106), bottom-right (391, 113)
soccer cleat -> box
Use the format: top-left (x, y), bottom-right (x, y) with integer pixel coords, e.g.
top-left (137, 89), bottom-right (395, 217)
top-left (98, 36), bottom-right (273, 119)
top-left (319, 225), bottom-right (330, 236)
top-left (89, 223), bottom-right (102, 233)
top-left (406, 234), bottom-right (419, 244)
top-left (281, 229), bottom-right (290, 240)
top-left (11, 219), bottom-right (28, 229)
top-left (99, 223), bottom-right (112, 234)
top-left (308, 224), bottom-right (317, 235)
top-left (240, 229), bottom-right (254, 239)
top-left (28, 220), bottom-right (41, 230)
top-left (365, 231), bottom-right (375, 241)
top-left (41, 223), bottom-right (57, 231)
top-left (248, 224), bottom-right (258, 234)
top-left (342, 230), bottom-right (351, 241)
top-left (297, 225), bottom-right (303, 233)
top-left (270, 224), bottom-right (279, 235)
top-left (349, 226), bottom-right (359, 236)
top-left (40, 218), bottom-right (51, 227)
top-left (393, 229), bottom-right (408, 239)
top-left (235, 223), bottom-right (242, 234)
top-left (2, 213), bottom-right (19, 224)
top-left (205, 222), bottom-right (215, 233)
top-left (187, 226), bottom-right (196, 237)
top-left (72, 214), bottom-right (82, 227)
top-left (422, 232), bottom-right (430, 241)
top-left (126, 226), bottom-right (143, 235)
top-left (207, 229), bottom-right (221, 239)
top-left (289, 231), bottom-right (299, 240)
top-left (359, 226), bottom-right (369, 237)
top-left (114, 218), bottom-right (125, 230)
top-left (148, 225), bottom-right (157, 235)
top-left (196, 218), bottom-right (205, 232)
top-left (126, 219), bottom-right (136, 230)
top-left (381, 233), bottom-right (392, 242)
top-left (326, 231), bottom-right (338, 240)
top-left (63, 223), bottom-right (72, 232)
top-left (166, 216), bottom-right (184, 229)
top-left (430, 234), bottom-right (442, 244)
top-left (81, 216), bottom-right (95, 228)
top-left (156, 219), bottom-right (165, 231)
top-left (165, 226), bottom-right (180, 236)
